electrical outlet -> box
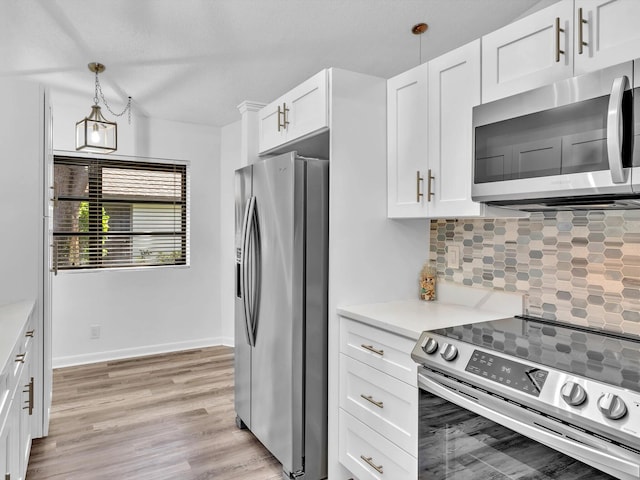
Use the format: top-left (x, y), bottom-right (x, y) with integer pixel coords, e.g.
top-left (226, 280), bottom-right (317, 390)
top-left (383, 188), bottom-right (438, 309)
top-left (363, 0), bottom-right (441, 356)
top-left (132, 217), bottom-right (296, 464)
top-left (90, 325), bottom-right (101, 339)
top-left (447, 245), bottom-right (460, 269)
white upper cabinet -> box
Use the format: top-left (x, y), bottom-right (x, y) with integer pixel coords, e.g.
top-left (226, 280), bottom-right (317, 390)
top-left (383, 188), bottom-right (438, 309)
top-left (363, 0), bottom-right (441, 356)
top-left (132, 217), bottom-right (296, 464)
top-left (482, 0), bottom-right (574, 103)
top-left (258, 70), bottom-right (328, 154)
top-left (387, 41), bottom-right (485, 219)
top-left (574, 0), bottom-right (640, 75)
top-left (428, 39), bottom-right (482, 218)
top-left (387, 63), bottom-right (429, 218)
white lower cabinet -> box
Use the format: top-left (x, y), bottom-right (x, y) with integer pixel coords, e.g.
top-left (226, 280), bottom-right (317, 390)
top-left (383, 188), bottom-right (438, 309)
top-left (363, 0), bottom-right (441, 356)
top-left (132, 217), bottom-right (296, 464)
top-left (0, 303), bottom-right (36, 480)
top-left (339, 317), bottom-right (418, 479)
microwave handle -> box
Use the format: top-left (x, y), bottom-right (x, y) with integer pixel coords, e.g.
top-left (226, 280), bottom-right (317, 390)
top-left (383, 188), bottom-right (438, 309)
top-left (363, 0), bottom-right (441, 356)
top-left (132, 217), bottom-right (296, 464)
top-left (607, 75), bottom-right (629, 184)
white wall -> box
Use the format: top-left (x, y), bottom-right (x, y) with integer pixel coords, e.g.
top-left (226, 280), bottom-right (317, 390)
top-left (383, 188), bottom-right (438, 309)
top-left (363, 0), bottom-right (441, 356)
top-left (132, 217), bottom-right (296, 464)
top-left (0, 78), bottom-right (42, 306)
top-left (51, 90), bottom-right (223, 367)
top-left (219, 120), bottom-right (242, 342)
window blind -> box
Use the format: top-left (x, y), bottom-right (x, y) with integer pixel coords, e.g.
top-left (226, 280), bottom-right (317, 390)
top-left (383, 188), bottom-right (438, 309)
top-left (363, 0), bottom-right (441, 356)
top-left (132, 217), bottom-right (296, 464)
top-left (53, 156), bottom-right (188, 271)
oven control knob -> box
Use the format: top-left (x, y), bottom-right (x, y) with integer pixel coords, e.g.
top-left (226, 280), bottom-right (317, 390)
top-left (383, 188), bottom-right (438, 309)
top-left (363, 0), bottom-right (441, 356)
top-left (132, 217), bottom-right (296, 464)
top-left (560, 381), bottom-right (587, 406)
top-left (597, 393), bottom-right (627, 420)
top-left (440, 343), bottom-right (458, 362)
top-left (422, 337), bottom-right (438, 355)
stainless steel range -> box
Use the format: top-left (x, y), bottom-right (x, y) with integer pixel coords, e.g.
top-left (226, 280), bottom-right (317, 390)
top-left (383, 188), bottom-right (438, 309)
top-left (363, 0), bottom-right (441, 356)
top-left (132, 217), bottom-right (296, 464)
top-left (411, 315), bottom-right (640, 480)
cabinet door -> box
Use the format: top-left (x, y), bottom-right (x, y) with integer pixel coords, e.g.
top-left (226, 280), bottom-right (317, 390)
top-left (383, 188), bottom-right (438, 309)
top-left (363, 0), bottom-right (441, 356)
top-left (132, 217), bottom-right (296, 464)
top-left (574, 0), bottom-right (640, 75)
top-left (258, 70), bottom-right (328, 155)
top-left (284, 70), bottom-right (328, 144)
top-left (258, 98), bottom-right (288, 154)
top-left (6, 399), bottom-right (20, 480)
top-left (0, 421), bottom-right (8, 480)
top-left (482, 0), bottom-right (574, 103)
top-left (17, 356), bottom-right (32, 480)
top-left (387, 63), bottom-right (429, 218)
top-left (428, 40), bottom-right (483, 218)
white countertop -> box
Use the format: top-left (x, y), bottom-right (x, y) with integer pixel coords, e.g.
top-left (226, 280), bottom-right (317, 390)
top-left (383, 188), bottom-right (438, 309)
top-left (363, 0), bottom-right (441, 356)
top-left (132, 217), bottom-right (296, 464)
top-left (337, 282), bottom-right (523, 340)
top-left (0, 300), bottom-right (35, 372)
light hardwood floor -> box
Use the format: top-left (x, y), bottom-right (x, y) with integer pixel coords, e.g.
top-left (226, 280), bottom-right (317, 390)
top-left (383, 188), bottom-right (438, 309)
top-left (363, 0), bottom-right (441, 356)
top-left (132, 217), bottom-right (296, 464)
top-left (26, 346), bottom-right (283, 480)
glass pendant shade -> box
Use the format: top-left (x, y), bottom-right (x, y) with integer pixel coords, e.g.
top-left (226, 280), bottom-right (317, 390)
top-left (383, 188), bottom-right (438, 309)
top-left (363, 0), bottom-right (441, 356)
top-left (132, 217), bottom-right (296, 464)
top-left (76, 105), bottom-right (117, 153)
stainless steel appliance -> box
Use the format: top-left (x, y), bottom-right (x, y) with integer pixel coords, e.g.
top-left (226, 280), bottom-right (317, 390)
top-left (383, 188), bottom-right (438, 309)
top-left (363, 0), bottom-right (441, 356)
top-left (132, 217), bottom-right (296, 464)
top-left (472, 59), bottom-right (640, 211)
top-left (234, 152), bottom-right (328, 480)
top-left (411, 316), bottom-right (640, 479)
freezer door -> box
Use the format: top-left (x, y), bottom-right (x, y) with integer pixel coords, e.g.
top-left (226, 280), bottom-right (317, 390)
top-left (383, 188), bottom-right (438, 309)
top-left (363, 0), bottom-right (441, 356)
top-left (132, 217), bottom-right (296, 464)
top-left (234, 165), bottom-right (252, 428)
top-left (250, 153), bottom-right (305, 475)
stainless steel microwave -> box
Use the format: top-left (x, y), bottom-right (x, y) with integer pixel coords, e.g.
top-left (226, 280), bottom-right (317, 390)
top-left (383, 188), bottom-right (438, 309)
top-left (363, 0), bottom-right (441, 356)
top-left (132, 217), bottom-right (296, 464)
top-left (472, 59), bottom-right (640, 211)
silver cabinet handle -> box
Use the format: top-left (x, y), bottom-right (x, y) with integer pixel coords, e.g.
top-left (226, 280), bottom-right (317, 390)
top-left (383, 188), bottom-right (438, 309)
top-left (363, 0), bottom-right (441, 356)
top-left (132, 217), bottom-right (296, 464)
top-left (607, 76), bottom-right (629, 184)
top-left (416, 170), bottom-right (424, 203)
top-left (15, 353), bottom-right (25, 363)
top-left (360, 394), bottom-right (384, 408)
top-left (427, 168), bottom-right (435, 202)
top-left (22, 377), bottom-right (34, 415)
top-left (578, 7), bottom-right (588, 54)
top-left (361, 344), bottom-right (384, 356)
top-left (555, 17), bottom-right (565, 62)
top-left (360, 455), bottom-right (383, 474)
top-left (25, 329), bottom-right (35, 338)
top-left (277, 103), bottom-right (290, 131)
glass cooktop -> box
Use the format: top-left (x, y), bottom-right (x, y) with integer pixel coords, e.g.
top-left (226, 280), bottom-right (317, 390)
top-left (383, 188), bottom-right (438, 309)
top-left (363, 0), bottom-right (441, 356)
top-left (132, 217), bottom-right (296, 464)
top-left (431, 315), bottom-right (640, 393)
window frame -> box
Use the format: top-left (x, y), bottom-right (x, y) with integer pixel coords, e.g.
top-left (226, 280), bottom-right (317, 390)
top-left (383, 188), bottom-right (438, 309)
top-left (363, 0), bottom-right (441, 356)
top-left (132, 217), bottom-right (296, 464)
top-left (52, 153), bottom-right (190, 272)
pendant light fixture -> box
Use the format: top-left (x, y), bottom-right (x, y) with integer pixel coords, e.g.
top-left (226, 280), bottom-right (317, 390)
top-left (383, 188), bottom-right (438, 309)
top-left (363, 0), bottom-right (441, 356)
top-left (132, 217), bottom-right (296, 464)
top-left (412, 22), bottom-right (429, 64)
top-left (75, 62), bottom-right (132, 154)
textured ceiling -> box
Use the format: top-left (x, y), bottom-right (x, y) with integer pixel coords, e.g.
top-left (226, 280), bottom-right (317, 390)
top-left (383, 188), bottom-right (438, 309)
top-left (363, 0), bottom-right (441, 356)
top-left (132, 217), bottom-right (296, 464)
top-left (0, 0), bottom-right (548, 127)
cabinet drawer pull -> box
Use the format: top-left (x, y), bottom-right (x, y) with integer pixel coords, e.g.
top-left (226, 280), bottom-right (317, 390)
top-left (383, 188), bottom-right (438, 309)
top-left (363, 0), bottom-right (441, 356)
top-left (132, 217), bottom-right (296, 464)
top-left (25, 329), bottom-right (35, 337)
top-left (578, 7), bottom-right (588, 55)
top-left (360, 394), bottom-right (384, 408)
top-left (360, 455), bottom-right (384, 474)
top-left (361, 344), bottom-right (384, 356)
top-left (416, 170), bottom-right (424, 202)
top-left (15, 353), bottom-right (25, 363)
top-left (555, 17), bottom-right (565, 62)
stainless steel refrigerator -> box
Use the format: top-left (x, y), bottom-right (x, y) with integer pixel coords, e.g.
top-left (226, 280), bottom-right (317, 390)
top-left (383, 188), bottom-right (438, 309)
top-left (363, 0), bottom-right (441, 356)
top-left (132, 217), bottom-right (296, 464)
top-left (234, 152), bottom-right (328, 480)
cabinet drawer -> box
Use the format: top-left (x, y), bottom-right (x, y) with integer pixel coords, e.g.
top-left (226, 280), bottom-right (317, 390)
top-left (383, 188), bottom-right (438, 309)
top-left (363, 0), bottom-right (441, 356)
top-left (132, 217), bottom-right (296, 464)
top-left (340, 354), bottom-right (418, 456)
top-left (340, 318), bottom-right (416, 386)
top-left (339, 409), bottom-right (416, 480)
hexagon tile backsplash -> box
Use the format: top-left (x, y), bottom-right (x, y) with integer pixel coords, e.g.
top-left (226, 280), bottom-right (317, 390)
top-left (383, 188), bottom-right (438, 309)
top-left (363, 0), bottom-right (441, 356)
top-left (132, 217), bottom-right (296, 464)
top-left (430, 210), bottom-right (640, 336)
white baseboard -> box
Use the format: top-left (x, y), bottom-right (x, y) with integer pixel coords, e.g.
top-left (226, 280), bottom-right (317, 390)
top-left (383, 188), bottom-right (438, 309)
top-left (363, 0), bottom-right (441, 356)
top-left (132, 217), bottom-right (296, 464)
top-left (53, 336), bottom-right (234, 368)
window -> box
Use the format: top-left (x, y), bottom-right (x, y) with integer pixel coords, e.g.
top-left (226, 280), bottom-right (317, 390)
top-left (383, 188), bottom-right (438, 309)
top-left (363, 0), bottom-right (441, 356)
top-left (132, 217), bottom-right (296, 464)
top-left (53, 156), bottom-right (188, 271)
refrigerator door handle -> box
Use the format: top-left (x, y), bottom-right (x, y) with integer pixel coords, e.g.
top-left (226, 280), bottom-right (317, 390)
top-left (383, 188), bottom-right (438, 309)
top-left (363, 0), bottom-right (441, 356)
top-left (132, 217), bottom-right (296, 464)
top-left (244, 196), bottom-right (258, 347)
top-left (240, 196), bottom-right (255, 346)
top-left (248, 198), bottom-right (261, 344)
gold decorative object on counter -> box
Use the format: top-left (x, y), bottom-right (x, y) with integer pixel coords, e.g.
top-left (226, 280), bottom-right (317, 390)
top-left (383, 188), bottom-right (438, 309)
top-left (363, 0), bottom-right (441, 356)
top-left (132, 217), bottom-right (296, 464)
top-left (420, 262), bottom-right (437, 301)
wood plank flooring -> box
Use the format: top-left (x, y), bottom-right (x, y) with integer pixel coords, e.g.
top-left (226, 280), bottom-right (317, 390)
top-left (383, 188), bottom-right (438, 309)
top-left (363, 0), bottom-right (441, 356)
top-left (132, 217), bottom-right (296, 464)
top-left (26, 346), bottom-right (283, 480)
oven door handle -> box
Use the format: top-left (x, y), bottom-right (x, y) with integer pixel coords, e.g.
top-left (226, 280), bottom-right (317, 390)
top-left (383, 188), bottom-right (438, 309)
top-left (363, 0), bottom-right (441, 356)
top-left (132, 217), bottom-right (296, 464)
top-left (418, 373), bottom-right (640, 480)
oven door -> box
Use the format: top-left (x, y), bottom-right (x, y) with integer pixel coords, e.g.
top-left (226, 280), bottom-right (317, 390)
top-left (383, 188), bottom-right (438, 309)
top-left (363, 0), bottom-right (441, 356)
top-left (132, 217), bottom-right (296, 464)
top-left (419, 371), bottom-right (639, 480)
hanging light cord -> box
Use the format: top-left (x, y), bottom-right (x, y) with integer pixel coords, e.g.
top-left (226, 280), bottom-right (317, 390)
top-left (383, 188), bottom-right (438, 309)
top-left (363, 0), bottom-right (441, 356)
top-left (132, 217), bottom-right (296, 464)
top-left (94, 70), bottom-right (132, 124)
